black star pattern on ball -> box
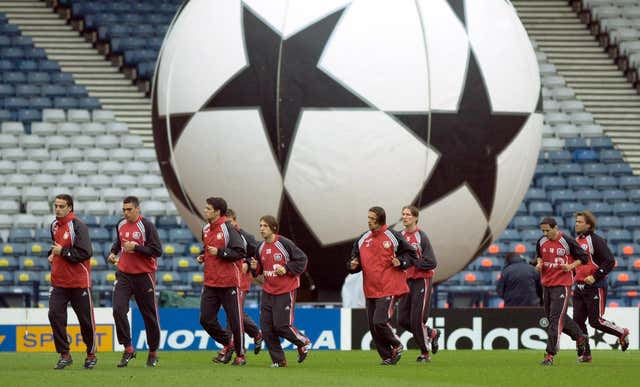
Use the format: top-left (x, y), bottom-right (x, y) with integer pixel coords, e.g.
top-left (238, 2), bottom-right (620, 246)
top-left (590, 330), bottom-right (608, 348)
top-left (393, 52), bottom-right (529, 219)
top-left (198, 4), bottom-right (370, 171)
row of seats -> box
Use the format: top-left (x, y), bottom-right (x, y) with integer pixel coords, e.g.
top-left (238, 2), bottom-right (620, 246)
top-left (533, 175), bottom-right (640, 190)
top-left (0, 213), bottom-right (184, 230)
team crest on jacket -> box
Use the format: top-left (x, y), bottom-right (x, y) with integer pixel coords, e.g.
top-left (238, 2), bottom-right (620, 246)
top-left (63, 232), bottom-right (69, 240)
top-left (557, 248), bottom-right (566, 256)
top-left (216, 232), bottom-right (223, 240)
top-left (274, 253), bottom-right (282, 261)
top-left (133, 232), bottom-right (141, 239)
top-left (383, 241), bottom-right (391, 249)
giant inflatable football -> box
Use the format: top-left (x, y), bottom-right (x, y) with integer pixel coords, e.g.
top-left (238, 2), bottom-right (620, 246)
top-left (152, 0), bottom-right (542, 290)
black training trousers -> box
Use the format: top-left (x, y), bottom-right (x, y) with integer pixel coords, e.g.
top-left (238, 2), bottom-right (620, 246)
top-left (48, 286), bottom-right (96, 355)
top-left (200, 286), bottom-right (245, 356)
top-left (366, 296), bottom-right (402, 360)
top-left (543, 286), bottom-right (584, 355)
top-left (398, 277), bottom-right (434, 354)
top-left (260, 290), bottom-right (308, 364)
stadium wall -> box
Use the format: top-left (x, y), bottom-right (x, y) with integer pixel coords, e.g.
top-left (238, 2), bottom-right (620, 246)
top-left (0, 308), bottom-right (636, 352)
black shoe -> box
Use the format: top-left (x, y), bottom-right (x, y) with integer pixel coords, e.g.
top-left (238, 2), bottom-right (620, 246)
top-left (54, 355), bottom-right (73, 370)
top-left (430, 329), bottom-right (441, 354)
top-left (84, 356), bottom-right (97, 369)
top-left (620, 328), bottom-right (630, 352)
top-left (146, 354), bottom-right (158, 367)
top-left (269, 361), bottom-right (287, 368)
top-left (380, 358), bottom-right (397, 366)
top-left (254, 335), bottom-right (263, 355)
top-left (297, 339), bottom-right (311, 363)
top-left (213, 344), bottom-right (234, 364)
top-left (117, 351), bottom-right (136, 368)
top-left (390, 344), bottom-right (403, 364)
top-left (416, 353), bottom-right (431, 363)
top-left (231, 356), bottom-right (246, 366)
top-left (576, 335), bottom-right (588, 357)
top-left (540, 353), bottom-right (553, 366)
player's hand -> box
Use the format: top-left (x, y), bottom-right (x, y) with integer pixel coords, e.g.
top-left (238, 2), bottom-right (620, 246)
top-left (274, 264), bottom-right (286, 276)
top-left (242, 262), bottom-right (249, 273)
top-left (350, 258), bottom-right (359, 270)
top-left (123, 241), bottom-right (137, 252)
top-left (535, 257), bottom-right (542, 272)
top-left (107, 253), bottom-right (119, 265)
top-left (584, 275), bottom-right (595, 285)
top-left (51, 243), bottom-right (62, 256)
top-left (47, 254), bottom-right (53, 263)
top-left (196, 255), bottom-right (204, 264)
top-left (559, 263), bottom-right (572, 272)
top-left (207, 246), bottom-right (218, 256)
top-left (391, 257), bottom-right (401, 267)
top-left (249, 258), bottom-right (258, 270)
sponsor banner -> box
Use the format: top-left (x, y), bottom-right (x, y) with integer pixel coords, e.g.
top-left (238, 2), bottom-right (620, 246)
top-left (350, 307), bottom-right (639, 351)
top-left (132, 307), bottom-right (341, 351)
top-left (0, 308), bottom-right (124, 352)
top-left (15, 325), bottom-right (113, 353)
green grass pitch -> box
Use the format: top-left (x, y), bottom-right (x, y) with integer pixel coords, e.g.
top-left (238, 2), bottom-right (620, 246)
top-left (0, 350), bottom-right (637, 386)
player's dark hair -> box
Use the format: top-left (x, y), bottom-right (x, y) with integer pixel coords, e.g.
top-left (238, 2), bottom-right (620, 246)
top-left (226, 208), bottom-right (236, 220)
top-left (123, 196), bottom-right (140, 207)
top-left (402, 205), bottom-right (419, 219)
top-left (260, 215), bottom-right (278, 233)
top-left (539, 217), bottom-right (557, 228)
top-left (369, 206), bottom-right (386, 225)
top-left (54, 194), bottom-right (74, 211)
top-left (575, 211), bottom-right (597, 231)
top-left (206, 197), bottom-right (227, 216)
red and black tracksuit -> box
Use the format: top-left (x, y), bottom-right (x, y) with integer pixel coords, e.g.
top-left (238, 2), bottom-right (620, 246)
top-left (110, 216), bottom-right (162, 353)
top-left (198, 216), bottom-right (247, 357)
top-left (47, 212), bottom-right (96, 357)
top-left (252, 235), bottom-right (309, 364)
top-left (397, 228), bottom-right (437, 356)
top-left (536, 232), bottom-right (588, 356)
top-left (574, 231), bottom-right (627, 356)
top-left (349, 225), bottom-right (417, 361)
top-left (236, 228), bottom-right (261, 341)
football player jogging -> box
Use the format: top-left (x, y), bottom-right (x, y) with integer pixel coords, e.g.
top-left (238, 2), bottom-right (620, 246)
top-left (348, 206), bottom-right (417, 365)
top-left (108, 196), bottom-right (163, 368)
top-left (249, 215), bottom-right (311, 368)
top-left (536, 217), bottom-right (589, 366)
top-left (397, 205), bottom-right (440, 362)
top-left (226, 208), bottom-right (263, 355)
top-left (195, 198), bottom-right (248, 366)
top-left (573, 211), bottom-right (630, 362)
top-left (47, 194), bottom-right (96, 370)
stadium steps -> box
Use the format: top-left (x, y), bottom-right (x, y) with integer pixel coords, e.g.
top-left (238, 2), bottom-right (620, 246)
top-left (0, 0), bottom-right (152, 145)
top-left (514, 0), bottom-right (640, 172)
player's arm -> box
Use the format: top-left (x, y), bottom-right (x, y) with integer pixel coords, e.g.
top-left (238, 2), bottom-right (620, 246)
top-left (414, 231), bottom-right (437, 271)
top-left (393, 230), bottom-right (416, 270)
top-left (249, 242), bottom-right (264, 276)
top-left (240, 229), bottom-right (258, 261)
top-left (282, 238), bottom-right (308, 276)
top-left (496, 271), bottom-right (505, 297)
top-left (133, 219), bottom-right (162, 257)
top-left (591, 235), bottom-right (615, 281)
top-left (217, 224), bottom-right (246, 261)
top-left (566, 236), bottom-right (588, 268)
top-left (110, 220), bottom-right (123, 255)
top-left (60, 220), bottom-right (93, 263)
top-left (347, 238), bottom-right (362, 273)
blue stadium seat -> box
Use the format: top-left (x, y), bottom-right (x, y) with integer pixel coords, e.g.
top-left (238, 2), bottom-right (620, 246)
top-left (80, 214), bottom-right (100, 228)
top-left (53, 97), bottom-right (78, 109)
top-left (539, 176), bottom-right (566, 190)
top-left (619, 176), bottom-right (640, 190)
top-left (599, 149), bottom-right (624, 164)
top-left (587, 202), bottom-right (613, 216)
top-left (29, 97), bottom-right (52, 109)
top-left (100, 215), bottom-right (120, 229)
top-left (521, 229), bottom-right (541, 243)
top-left (549, 189), bottom-right (575, 204)
top-left (0, 256), bottom-right (19, 270)
top-left (589, 136), bottom-right (613, 150)
top-left (516, 202), bottom-right (527, 216)
top-left (34, 228), bottom-right (50, 242)
top-left (498, 228), bottom-right (520, 242)
top-left (66, 84), bottom-right (87, 97)
top-left (547, 150), bottom-right (572, 164)
top-left (89, 227), bottom-right (111, 243)
top-left (15, 270), bottom-right (39, 285)
top-left (0, 83), bottom-right (14, 97)
top-left (580, 189), bottom-right (602, 202)
top-left (529, 201), bottom-right (553, 217)
top-left (513, 216), bottom-right (538, 230)
top-left (15, 84), bottom-right (40, 97)
top-left (524, 188), bottom-right (547, 201)
top-left (4, 96), bottom-right (28, 109)
top-left (26, 242), bottom-right (46, 256)
top-left (593, 176), bottom-right (618, 190)
top-left (8, 228), bottom-right (32, 243)
top-left (157, 228), bottom-right (168, 242)
top-left (78, 97), bottom-right (101, 109)
top-left (50, 72), bottom-right (74, 84)
top-left (17, 59), bottom-right (37, 71)
top-left (38, 59), bottom-right (60, 72)
top-left (582, 163), bottom-right (609, 176)
top-left (557, 163), bottom-right (582, 176)
top-left (11, 36), bottom-right (33, 47)
top-left (41, 84), bottom-right (66, 97)
top-left (610, 271), bottom-right (636, 288)
top-left (27, 71), bottom-right (51, 84)
top-left (157, 271), bottom-right (183, 287)
top-left (598, 216), bottom-right (622, 229)
top-left (564, 137), bottom-right (588, 151)
top-left (23, 47), bottom-right (46, 59)
top-left (163, 243), bottom-right (185, 256)
top-left (628, 190), bottom-right (640, 203)
top-left (602, 189), bottom-right (627, 203)
top-left (0, 47), bottom-right (23, 59)
top-left (560, 202), bottom-right (582, 217)
top-left (19, 256), bottom-right (47, 271)
top-left (2, 71), bottom-right (26, 84)
top-left (613, 201), bottom-right (639, 216)
top-left (169, 228), bottom-right (194, 244)
top-left (0, 271), bottom-right (14, 286)
top-left (1, 243), bottom-right (26, 256)
top-left (623, 216), bottom-right (640, 228)
top-left (608, 163), bottom-right (633, 176)
top-left (157, 215), bottom-right (179, 229)
top-left (173, 256), bottom-right (198, 272)
top-left (567, 175), bottom-right (592, 189)
top-left (572, 149), bottom-right (599, 163)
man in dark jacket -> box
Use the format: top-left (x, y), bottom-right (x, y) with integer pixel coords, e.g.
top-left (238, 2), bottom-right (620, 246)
top-left (496, 253), bottom-right (541, 307)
